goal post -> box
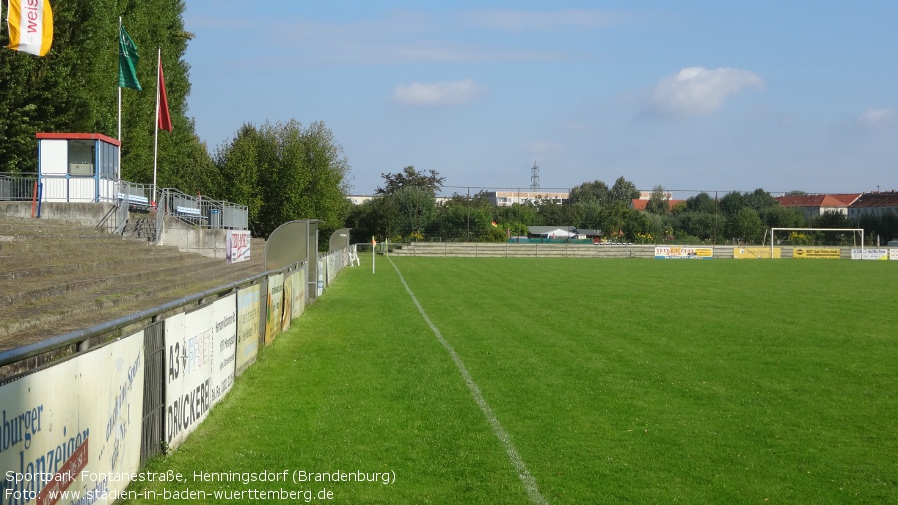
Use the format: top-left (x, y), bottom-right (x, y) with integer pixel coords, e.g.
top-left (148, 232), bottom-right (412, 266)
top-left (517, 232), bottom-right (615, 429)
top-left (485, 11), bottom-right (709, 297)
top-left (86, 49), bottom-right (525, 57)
top-left (770, 228), bottom-right (864, 258)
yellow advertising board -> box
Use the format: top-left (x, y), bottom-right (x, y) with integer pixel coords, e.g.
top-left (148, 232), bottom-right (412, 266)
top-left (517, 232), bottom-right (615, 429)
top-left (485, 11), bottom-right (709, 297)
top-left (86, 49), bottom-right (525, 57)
top-left (291, 264), bottom-right (307, 320)
top-left (733, 247), bottom-right (781, 259)
top-left (282, 272), bottom-right (293, 332)
top-left (265, 273), bottom-right (284, 344)
top-left (236, 284), bottom-right (261, 376)
top-left (792, 247), bottom-right (841, 259)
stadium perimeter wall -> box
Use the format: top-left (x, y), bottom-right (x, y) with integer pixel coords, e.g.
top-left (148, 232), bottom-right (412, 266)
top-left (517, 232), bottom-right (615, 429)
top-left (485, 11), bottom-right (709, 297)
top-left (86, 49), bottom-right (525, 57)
top-left (389, 242), bottom-right (898, 260)
top-left (0, 247), bottom-right (353, 505)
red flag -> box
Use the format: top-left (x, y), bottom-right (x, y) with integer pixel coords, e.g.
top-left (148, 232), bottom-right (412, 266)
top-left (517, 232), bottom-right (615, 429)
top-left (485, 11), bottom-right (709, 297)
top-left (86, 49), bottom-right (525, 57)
top-left (157, 58), bottom-right (173, 131)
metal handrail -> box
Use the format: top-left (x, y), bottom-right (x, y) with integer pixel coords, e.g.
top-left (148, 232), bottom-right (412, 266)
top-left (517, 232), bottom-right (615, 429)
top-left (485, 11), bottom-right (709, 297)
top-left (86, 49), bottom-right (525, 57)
top-left (0, 172), bottom-right (39, 201)
top-left (160, 187), bottom-right (248, 230)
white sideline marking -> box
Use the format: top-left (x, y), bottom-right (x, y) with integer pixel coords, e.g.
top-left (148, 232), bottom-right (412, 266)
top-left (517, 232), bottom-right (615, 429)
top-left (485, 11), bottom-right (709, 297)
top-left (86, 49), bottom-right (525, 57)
top-left (388, 258), bottom-right (549, 505)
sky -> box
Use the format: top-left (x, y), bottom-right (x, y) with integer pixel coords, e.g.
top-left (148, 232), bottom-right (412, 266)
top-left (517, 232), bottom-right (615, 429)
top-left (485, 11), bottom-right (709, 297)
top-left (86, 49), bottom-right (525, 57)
top-left (181, 1), bottom-right (897, 198)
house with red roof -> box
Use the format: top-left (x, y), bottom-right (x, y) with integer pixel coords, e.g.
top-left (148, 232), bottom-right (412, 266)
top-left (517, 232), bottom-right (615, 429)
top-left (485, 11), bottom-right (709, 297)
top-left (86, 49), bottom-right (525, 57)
top-left (847, 191), bottom-right (898, 219)
top-left (773, 193), bottom-right (861, 220)
top-left (630, 198), bottom-right (686, 211)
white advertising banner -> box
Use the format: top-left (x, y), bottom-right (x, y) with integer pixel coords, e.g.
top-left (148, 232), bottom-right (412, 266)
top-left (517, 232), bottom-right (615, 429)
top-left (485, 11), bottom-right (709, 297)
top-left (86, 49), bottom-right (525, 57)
top-left (850, 248), bottom-right (889, 260)
top-left (0, 333), bottom-right (144, 505)
top-left (236, 284), bottom-right (261, 376)
top-left (212, 295), bottom-right (237, 407)
top-left (891, 249), bottom-right (898, 261)
top-left (654, 246), bottom-right (714, 259)
top-left (164, 296), bottom-right (238, 451)
top-left (327, 253), bottom-right (337, 285)
top-left (164, 310), bottom-right (212, 451)
top-left (226, 230), bottom-right (251, 264)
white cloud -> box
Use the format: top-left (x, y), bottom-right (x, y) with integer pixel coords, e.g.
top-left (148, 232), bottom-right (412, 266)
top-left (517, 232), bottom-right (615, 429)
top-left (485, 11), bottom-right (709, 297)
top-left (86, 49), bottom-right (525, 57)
top-left (392, 79), bottom-right (486, 106)
top-left (645, 67), bottom-right (764, 117)
top-left (855, 108), bottom-right (897, 128)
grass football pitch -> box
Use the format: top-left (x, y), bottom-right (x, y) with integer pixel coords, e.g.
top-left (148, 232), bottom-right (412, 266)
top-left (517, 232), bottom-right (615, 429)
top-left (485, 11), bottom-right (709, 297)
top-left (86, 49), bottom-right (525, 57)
top-left (125, 256), bottom-right (898, 504)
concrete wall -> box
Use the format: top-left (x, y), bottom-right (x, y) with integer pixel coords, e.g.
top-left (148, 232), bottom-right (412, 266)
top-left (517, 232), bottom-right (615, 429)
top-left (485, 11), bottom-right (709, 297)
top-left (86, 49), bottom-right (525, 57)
top-left (0, 201), bottom-right (121, 232)
top-left (0, 201), bottom-right (228, 258)
top-left (158, 216), bottom-right (228, 259)
top-left (389, 242), bottom-right (865, 259)
top-left (391, 242), bottom-right (659, 258)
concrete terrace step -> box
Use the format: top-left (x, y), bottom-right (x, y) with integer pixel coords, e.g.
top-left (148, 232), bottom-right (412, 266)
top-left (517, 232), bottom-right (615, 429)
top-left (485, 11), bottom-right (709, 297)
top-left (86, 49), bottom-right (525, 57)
top-left (0, 254), bottom-right (218, 310)
top-left (0, 243), bottom-right (188, 278)
top-left (0, 236), bottom-right (146, 254)
top-left (0, 214), bottom-right (265, 354)
top-left (1, 217), bottom-right (109, 235)
top-left (0, 253), bottom-right (172, 280)
top-left (0, 262), bottom-right (261, 348)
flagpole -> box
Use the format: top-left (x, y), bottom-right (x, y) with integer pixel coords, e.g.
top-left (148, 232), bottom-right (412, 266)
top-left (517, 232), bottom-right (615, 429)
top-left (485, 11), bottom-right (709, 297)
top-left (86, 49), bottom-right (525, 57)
top-left (152, 47), bottom-right (161, 207)
top-left (117, 17), bottom-right (122, 182)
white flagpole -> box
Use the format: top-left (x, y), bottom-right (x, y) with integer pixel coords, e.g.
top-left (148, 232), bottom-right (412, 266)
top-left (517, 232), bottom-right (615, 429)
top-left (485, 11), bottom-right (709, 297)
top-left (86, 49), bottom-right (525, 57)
top-left (152, 47), bottom-right (161, 207)
top-left (117, 17), bottom-right (122, 182)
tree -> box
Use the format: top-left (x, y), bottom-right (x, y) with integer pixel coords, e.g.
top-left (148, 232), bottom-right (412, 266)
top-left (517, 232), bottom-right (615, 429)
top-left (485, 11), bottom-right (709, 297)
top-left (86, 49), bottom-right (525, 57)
top-left (718, 191), bottom-right (746, 216)
top-left (686, 192), bottom-right (718, 214)
top-left (393, 186), bottom-right (436, 238)
top-left (370, 166), bottom-right (444, 239)
top-left (730, 207), bottom-right (764, 243)
top-left (676, 211), bottom-right (725, 243)
top-left (569, 180), bottom-right (610, 206)
top-left (0, 0), bottom-right (209, 190)
top-left (646, 185), bottom-right (669, 214)
top-left (761, 205), bottom-right (807, 229)
top-left (481, 225), bottom-right (508, 242)
top-left (811, 210), bottom-right (851, 229)
top-left (375, 166), bottom-right (445, 195)
top-left (213, 120), bottom-right (350, 237)
top-left (570, 201), bottom-right (606, 230)
top-left (346, 197), bottom-right (397, 243)
top-left (430, 197), bottom-right (471, 241)
top-left (534, 197), bottom-right (571, 226)
top-left (429, 194), bottom-right (494, 241)
top-left (610, 176), bottom-right (640, 206)
top-left (495, 202), bottom-right (541, 238)
top-left (719, 189), bottom-right (779, 217)
top-left (743, 188), bottom-right (779, 212)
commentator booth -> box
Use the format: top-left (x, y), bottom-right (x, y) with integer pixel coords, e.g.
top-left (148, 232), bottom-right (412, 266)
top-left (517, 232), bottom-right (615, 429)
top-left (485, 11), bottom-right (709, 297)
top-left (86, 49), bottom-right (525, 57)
top-left (36, 132), bottom-right (121, 203)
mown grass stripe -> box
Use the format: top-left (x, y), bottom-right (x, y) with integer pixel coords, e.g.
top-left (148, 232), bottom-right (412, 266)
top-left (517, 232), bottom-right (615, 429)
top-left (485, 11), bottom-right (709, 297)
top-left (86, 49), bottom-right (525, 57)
top-left (389, 256), bottom-right (550, 505)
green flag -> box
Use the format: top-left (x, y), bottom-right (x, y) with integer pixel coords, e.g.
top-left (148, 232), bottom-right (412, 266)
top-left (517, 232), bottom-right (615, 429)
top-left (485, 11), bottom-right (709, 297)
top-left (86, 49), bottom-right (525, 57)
top-left (118, 24), bottom-right (142, 90)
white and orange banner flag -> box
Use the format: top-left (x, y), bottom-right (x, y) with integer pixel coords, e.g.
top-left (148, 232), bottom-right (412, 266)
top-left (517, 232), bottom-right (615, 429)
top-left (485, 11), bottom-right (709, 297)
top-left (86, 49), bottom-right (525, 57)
top-left (6, 0), bottom-right (53, 56)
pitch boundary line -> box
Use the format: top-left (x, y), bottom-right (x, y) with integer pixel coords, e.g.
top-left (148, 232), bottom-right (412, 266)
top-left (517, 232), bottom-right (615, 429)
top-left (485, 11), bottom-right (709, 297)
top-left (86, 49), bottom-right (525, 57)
top-left (388, 257), bottom-right (549, 505)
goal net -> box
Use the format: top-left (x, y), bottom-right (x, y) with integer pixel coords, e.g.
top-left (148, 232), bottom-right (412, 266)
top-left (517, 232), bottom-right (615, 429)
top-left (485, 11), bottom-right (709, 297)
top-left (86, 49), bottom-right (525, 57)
top-left (770, 227), bottom-right (864, 254)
